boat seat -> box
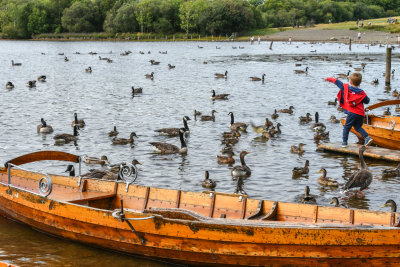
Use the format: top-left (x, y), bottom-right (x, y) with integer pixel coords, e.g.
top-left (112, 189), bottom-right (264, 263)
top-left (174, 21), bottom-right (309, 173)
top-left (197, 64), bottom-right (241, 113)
top-left (50, 191), bottom-right (116, 203)
top-left (144, 207), bottom-right (210, 221)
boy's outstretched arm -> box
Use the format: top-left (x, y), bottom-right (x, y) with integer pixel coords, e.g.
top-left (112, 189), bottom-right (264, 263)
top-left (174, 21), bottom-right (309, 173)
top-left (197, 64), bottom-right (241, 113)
top-left (325, 77), bottom-right (344, 90)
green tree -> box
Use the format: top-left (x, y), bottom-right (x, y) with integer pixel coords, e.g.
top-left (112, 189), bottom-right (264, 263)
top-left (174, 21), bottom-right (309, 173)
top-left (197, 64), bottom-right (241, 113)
top-left (135, 0), bottom-right (153, 33)
top-left (61, 0), bottom-right (100, 32)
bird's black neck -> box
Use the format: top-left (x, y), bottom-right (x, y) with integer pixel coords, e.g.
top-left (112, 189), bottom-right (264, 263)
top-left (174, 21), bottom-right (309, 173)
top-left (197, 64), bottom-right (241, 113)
top-left (179, 131), bottom-right (186, 148)
top-left (230, 113), bottom-right (234, 125)
top-left (183, 118), bottom-right (189, 130)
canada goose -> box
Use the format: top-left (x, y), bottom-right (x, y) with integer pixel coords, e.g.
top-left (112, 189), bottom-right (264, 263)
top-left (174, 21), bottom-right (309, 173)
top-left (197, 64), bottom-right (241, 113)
top-left (370, 79), bottom-right (379, 85)
top-left (64, 56), bottom-right (69, 62)
top-left (311, 112), bottom-right (326, 132)
top-left (330, 197), bottom-right (347, 208)
top-left (291, 143), bottom-right (306, 154)
top-left (217, 152), bottom-right (235, 165)
top-left (294, 67), bottom-right (308, 74)
top-left (317, 168), bottom-right (338, 187)
top-left (250, 74), bottom-right (265, 82)
top-left (11, 60), bottom-right (22, 66)
top-left (299, 113), bottom-right (312, 123)
top-left (383, 107), bottom-right (391, 116)
top-left (382, 163), bottom-right (400, 177)
top-left (37, 75), bottom-right (46, 82)
top-left (330, 115), bottom-right (340, 123)
top-left (168, 64), bottom-right (175, 69)
top-left (155, 116), bottom-right (191, 136)
top-left (150, 60), bottom-right (160, 65)
top-left (328, 98), bottom-right (338, 106)
top-left (344, 145), bottom-right (373, 197)
top-left (85, 155), bottom-right (109, 166)
top-left (228, 112), bottom-right (247, 131)
top-left (211, 90), bottom-right (229, 100)
top-left (131, 86), bottom-right (143, 94)
top-left (150, 128), bottom-right (187, 154)
top-left (54, 125), bottom-right (79, 144)
top-left (99, 56), bottom-right (108, 60)
top-left (231, 151), bottom-right (251, 178)
top-left (201, 110), bottom-right (216, 121)
top-left (202, 171), bottom-right (216, 189)
top-left (85, 67), bottom-right (92, 73)
top-left (301, 186), bottom-right (316, 203)
top-left (336, 71), bottom-right (351, 79)
top-left (6, 82), bottom-right (14, 89)
top-left (314, 131), bottom-right (329, 141)
top-left (37, 118), bottom-right (54, 134)
top-left (271, 109), bottom-right (279, 120)
top-left (194, 110), bottom-right (202, 120)
top-left (65, 165), bottom-right (75, 176)
top-left (108, 126), bottom-right (119, 137)
top-left (292, 160), bottom-right (309, 175)
top-left (278, 106), bottom-right (294, 114)
top-left (234, 177), bottom-right (247, 195)
top-left (145, 72), bottom-right (154, 79)
top-left (112, 132), bottom-right (138, 145)
top-left (71, 113), bottom-right (85, 128)
top-left (354, 66), bottom-right (365, 71)
top-left (215, 71), bottom-right (228, 78)
top-left (26, 80), bottom-right (36, 88)
top-left (381, 199), bottom-right (397, 212)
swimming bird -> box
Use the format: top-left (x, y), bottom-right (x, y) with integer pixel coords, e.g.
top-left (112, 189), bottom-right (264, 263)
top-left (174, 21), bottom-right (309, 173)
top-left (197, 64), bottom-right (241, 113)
top-left (383, 107), bottom-right (391, 116)
top-left (301, 186), bottom-right (316, 203)
top-left (228, 112), bottom-right (247, 131)
top-left (211, 90), bottom-right (229, 100)
top-left (343, 145), bottom-right (373, 197)
top-left (330, 115), bottom-right (340, 123)
top-left (299, 113), bottom-right (312, 123)
top-left (201, 110), bottom-right (216, 121)
top-left (150, 60), bottom-right (160, 65)
top-left (150, 128), bottom-right (187, 154)
top-left (271, 109), bottom-right (279, 120)
top-left (37, 118), bottom-right (54, 133)
top-left (383, 69), bottom-right (395, 78)
top-left (314, 131), bottom-right (329, 141)
top-left (381, 199), bottom-right (397, 212)
top-left (291, 143), bottom-right (306, 154)
top-left (112, 132), bottom-right (138, 145)
top-left (54, 125), bottom-right (79, 144)
top-left (168, 64), bottom-right (175, 69)
top-left (108, 126), bottom-right (119, 137)
top-left (330, 197), bottom-right (347, 208)
top-left (64, 56), bottom-right (69, 62)
top-left (217, 152), bottom-right (235, 165)
top-left (215, 71), bottom-right (228, 78)
top-left (85, 155), bottom-right (109, 166)
top-left (71, 113), bottom-right (85, 128)
top-left (294, 67), bottom-right (308, 74)
top-left (26, 80), bottom-right (36, 88)
top-left (202, 171), bottom-right (216, 189)
top-left (251, 118), bottom-right (272, 133)
top-left (311, 112), bottom-right (326, 132)
top-left (131, 86), bottom-right (143, 94)
top-left (222, 131), bottom-right (240, 138)
top-left (317, 168), bottom-right (338, 187)
top-left (193, 110), bottom-right (202, 120)
top-left (145, 72), bottom-right (154, 79)
top-left (250, 74), bottom-right (265, 82)
top-left (85, 66), bottom-right (92, 73)
top-left (292, 160), bottom-right (309, 175)
top-left (65, 165), bottom-right (75, 176)
top-left (11, 60), bottom-right (22, 66)
top-left (231, 151), bottom-right (251, 178)
top-left (382, 164), bottom-right (400, 177)
top-left (328, 98), bottom-right (337, 106)
top-left (154, 116), bottom-right (191, 136)
top-left (278, 106), bottom-right (294, 114)
top-left (109, 159), bottom-right (141, 173)
top-left (37, 75), bottom-right (46, 82)
top-left (370, 79), bottom-right (379, 85)
top-left (336, 70), bottom-right (350, 79)
top-left (6, 82), bottom-right (14, 89)
top-left (82, 169), bottom-right (118, 180)
top-left (354, 66), bottom-right (365, 71)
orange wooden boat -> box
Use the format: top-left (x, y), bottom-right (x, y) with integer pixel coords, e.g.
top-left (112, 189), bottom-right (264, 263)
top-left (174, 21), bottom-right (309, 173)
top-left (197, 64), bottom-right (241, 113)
top-left (1, 151), bottom-right (400, 266)
top-left (341, 100), bottom-right (400, 150)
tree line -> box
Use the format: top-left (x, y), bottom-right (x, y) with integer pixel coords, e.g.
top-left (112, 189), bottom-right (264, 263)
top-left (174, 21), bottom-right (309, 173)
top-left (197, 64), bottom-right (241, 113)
top-left (0, 0), bottom-right (398, 39)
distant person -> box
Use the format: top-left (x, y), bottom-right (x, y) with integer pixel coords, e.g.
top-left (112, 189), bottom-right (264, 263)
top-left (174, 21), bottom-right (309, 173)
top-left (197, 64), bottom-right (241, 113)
top-left (250, 36), bottom-right (254, 45)
top-left (357, 32), bottom-right (361, 43)
top-left (356, 19), bottom-right (359, 27)
top-left (329, 18), bottom-right (332, 24)
top-left (325, 73), bottom-right (372, 147)
top-left (289, 37), bottom-right (292, 44)
top-left (361, 19), bottom-right (364, 27)
top-left (257, 36), bottom-right (261, 44)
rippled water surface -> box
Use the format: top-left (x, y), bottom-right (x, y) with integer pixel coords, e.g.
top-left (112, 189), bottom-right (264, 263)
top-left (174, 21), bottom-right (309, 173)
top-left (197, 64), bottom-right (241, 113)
top-left (1, 40), bottom-right (400, 265)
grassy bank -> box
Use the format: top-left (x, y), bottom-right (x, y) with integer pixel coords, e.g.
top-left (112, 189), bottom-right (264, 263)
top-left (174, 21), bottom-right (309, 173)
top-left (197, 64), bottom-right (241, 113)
top-left (316, 16), bottom-right (400, 33)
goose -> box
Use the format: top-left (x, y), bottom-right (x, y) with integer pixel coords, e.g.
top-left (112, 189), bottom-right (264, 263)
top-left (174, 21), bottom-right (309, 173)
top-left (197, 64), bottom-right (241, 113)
top-left (99, 56), bottom-right (108, 60)
top-left (317, 168), bottom-right (338, 187)
top-left (37, 118), bottom-right (54, 134)
top-left (150, 128), bottom-right (187, 154)
top-left (299, 113), bottom-right (312, 123)
top-left (54, 125), bottom-right (79, 144)
top-left (168, 64), bottom-right (175, 69)
top-left (354, 66), bottom-right (365, 71)
top-left (85, 155), bottom-right (109, 166)
top-left (65, 165), bottom-right (75, 176)
top-left (250, 74), bottom-right (265, 82)
top-left (214, 71), bottom-right (228, 78)
top-left (311, 112), bottom-right (326, 132)
top-left (201, 110), bottom-right (216, 121)
top-left (291, 143), bottom-right (306, 154)
top-left (11, 60), bottom-right (22, 66)
top-left (314, 131), bottom-right (329, 141)
top-left (6, 82), bottom-right (14, 89)
top-left (202, 171), bottom-right (216, 189)
top-left (85, 66), bottom-right (92, 73)
top-left (381, 199), bottom-right (397, 212)
top-left (82, 169), bottom-right (118, 180)
top-left (278, 106), bottom-right (294, 114)
top-left (383, 107), bottom-right (391, 116)
top-left (301, 186), bottom-right (316, 203)
top-left (343, 145), bottom-right (373, 197)
top-left (382, 69), bottom-right (395, 77)
top-left (193, 110), bottom-right (202, 120)
top-left (234, 177), bottom-right (247, 195)
top-left (336, 71), bottom-right (350, 79)
top-left (155, 116), bottom-right (191, 136)
top-left (217, 152), bottom-right (235, 165)
top-left (330, 197), bottom-right (347, 208)
top-left (330, 115), bottom-right (340, 123)
top-left (145, 72), bottom-right (154, 79)
top-left (37, 75), bottom-right (46, 82)
top-left (271, 109), bottom-right (279, 120)
top-left (231, 151), bottom-right (251, 178)
top-left (292, 160), bottom-right (309, 175)
top-left (26, 80), bottom-right (36, 88)
top-left (370, 79), bottom-right (379, 85)
top-left (328, 98), bottom-right (337, 106)
top-left (382, 163), bottom-right (400, 177)
top-left (108, 126), bottom-right (119, 137)
top-left (112, 132), bottom-right (138, 145)
top-left (150, 60), bottom-right (160, 65)
top-left (71, 113), bottom-right (85, 128)
top-left (294, 67), bottom-right (308, 74)
top-left (131, 86), bottom-right (143, 94)
top-left (228, 112), bottom-right (247, 131)
top-left (211, 90), bottom-right (229, 100)
top-left (64, 56), bottom-right (69, 62)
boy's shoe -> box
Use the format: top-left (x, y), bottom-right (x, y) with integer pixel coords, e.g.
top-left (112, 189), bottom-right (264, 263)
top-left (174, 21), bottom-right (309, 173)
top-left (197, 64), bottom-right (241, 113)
top-left (341, 141), bottom-right (348, 148)
top-left (364, 136), bottom-right (373, 146)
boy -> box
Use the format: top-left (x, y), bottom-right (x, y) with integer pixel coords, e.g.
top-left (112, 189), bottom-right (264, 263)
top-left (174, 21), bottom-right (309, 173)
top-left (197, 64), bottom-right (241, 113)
top-left (325, 73), bottom-right (372, 147)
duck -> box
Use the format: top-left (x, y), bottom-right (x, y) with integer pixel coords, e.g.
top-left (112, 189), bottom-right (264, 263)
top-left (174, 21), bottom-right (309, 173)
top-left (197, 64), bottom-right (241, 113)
top-left (234, 177), bottom-right (247, 195)
top-left (343, 145), bottom-right (373, 197)
top-left (291, 143), bottom-right (306, 154)
top-left (150, 128), bottom-right (187, 154)
top-left (109, 159), bottom-right (141, 173)
top-left (275, 123), bottom-right (282, 134)
top-left (221, 137), bottom-right (239, 145)
top-left (251, 118), bottom-right (272, 133)
top-left (37, 75), bottom-right (46, 82)
top-left (214, 71), bottom-right (228, 78)
top-left (301, 186), bottom-right (316, 203)
top-left (201, 110), bottom-right (216, 121)
top-left (222, 145), bottom-right (233, 154)
top-left (311, 112), bottom-right (326, 132)
top-left (381, 199), bottom-right (397, 212)
top-left (54, 125), bottom-right (79, 144)
top-left (231, 151), bottom-right (251, 178)
top-left (222, 131), bottom-right (241, 138)
top-left (85, 66), bottom-right (92, 73)
top-left (154, 116), bottom-right (190, 136)
top-left (145, 72), bottom-right (154, 79)
top-left (211, 90), bottom-right (229, 100)
top-left (383, 69), bottom-right (395, 78)
top-left (217, 152), bottom-right (235, 165)
top-left (337, 106), bottom-right (344, 112)
top-left (292, 160), bottom-right (309, 175)
top-left (353, 65), bottom-right (365, 71)
top-left (317, 168), bottom-right (338, 187)
top-left (65, 165), bottom-right (75, 176)
top-left (228, 112), bottom-right (248, 131)
top-left (382, 163), bottom-right (400, 177)
top-left (278, 106), bottom-right (294, 114)
top-left (314, 131), bottom-right (329, 141)
top-left (85, 155), bottom-right (109, 166)
top-left (328, 98), bottom-right (338, 106)
top-left (149, 60), bottom-right (160, 65)
top-left (108, 126), bottom-right (119, 137)
top-left (37, 118), bottom-right (54, 133)
top-left (330, 197), bottom-right (347, 208)
top-left (193, 110), bottom-right (202, 120)
top-left (271, 109), bottom-right (279, 120)
top-left (299, 113), bottom-right (312, 123)
top-left (64, 56), bottom-right (69, 62)
top-left (336, 70), bottom-right (350, 79)
top-left (131, 86), bottom-right (143, 94)
top-left (107, 59), bottom-right (113, 63)
top-left (202, 171), bottom-right (216, 189)
top-left (392, 89), bottom-right (399, 98)
top-left (294, 67), bottom-right (308, 74)
top-left (250, 74), bottom-right (265, 82)
top-left (370, 79), bottom-right (379, 85)
top-left (99, 56), bottom-right (108, 60)
top-left (112, 132), bottom-right (138, 145)
top-left (71, 113), bottom-right (85, 128)
top-left (26, 80), bottom-right (36, 88)
top-left (82, 169), bottom-right (118, 180)
top-left (11, 60), bottom-right (22, 66)
top-left (6, 82), bottom-right (14, 89)
top-left (383, 107), bottom-right (391, 116)
top-left (261, 131), bottom-right (271, 140)
top-left (168, 64), bottom-right (175, 69)
top-left (330, 115), bottom-right (340, 123)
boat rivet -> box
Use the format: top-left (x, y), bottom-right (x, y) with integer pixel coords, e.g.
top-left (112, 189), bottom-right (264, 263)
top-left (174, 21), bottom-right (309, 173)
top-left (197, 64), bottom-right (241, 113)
top-left (209, 193), bottom-right (213, 198)
top-left (238, 196), bottom-right (243, 202)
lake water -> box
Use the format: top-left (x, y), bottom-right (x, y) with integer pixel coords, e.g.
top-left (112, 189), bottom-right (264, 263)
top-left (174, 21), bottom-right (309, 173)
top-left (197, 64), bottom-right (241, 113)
top-left (0, 40), bottom-right (399, 266)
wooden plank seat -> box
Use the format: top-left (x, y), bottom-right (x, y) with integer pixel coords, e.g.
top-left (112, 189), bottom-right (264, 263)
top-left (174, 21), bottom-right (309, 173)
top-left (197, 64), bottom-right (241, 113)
top-left (143, 207), bottom-right (210, 221)
top-left (50, 191), bottom-right (116, 203)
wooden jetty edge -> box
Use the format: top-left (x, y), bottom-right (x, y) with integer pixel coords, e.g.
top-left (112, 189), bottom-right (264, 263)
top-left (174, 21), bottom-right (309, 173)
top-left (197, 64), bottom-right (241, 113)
top-left (317, 142), bottom-right (400, 162)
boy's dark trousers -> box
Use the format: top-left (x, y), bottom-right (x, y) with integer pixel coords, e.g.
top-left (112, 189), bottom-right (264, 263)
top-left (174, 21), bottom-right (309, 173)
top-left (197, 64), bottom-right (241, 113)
top-left (343, 112), bottom-right (368, 142)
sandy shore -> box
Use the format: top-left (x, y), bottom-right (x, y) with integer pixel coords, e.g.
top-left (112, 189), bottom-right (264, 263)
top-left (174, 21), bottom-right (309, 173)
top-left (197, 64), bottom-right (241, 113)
top-left (263, 28), bottom-right (399, 44)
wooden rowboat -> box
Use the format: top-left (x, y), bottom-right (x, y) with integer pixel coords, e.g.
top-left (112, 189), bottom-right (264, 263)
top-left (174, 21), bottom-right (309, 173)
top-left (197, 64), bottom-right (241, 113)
top-left (1, 151), bottom-right (400, 266)
top-left (341, 100), bottom-right (400, 150)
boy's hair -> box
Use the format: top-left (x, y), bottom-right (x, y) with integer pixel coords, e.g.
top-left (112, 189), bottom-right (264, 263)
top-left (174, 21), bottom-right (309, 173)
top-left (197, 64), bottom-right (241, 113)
top-left (349, 73), bottom-right (362, 86)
